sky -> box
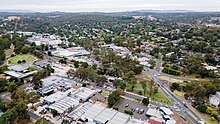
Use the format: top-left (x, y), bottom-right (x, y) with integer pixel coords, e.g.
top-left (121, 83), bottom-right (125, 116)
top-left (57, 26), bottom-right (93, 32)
top-left (0, 0), bottom-right (220, 12)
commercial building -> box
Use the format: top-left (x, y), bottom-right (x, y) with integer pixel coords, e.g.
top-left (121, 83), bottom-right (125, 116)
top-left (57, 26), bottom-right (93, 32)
top-left (68, 102), bottom-right (93, 120)
top-left (81, 103), bottom-right (106, 122)
top-left (71, 87), bottom-right (97, 102)
top-left (4, 63), bottom-right (38, 79)
top-left (80, 103), bottom-right (131, 124)
top-left (38, 76), bottom-right (73, 95)
top-left (94, 108), bottom-right (118, 124)
top-left (107, 112), bottom-right (130, 124)
top-left (48, 97), bottom-right (79, 116)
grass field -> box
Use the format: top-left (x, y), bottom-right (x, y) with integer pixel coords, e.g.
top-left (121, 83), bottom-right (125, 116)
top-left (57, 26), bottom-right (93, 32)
top-left (8, 54), bottom-right (37, 64)
top-left (151, 91), bottom-right (174, 106)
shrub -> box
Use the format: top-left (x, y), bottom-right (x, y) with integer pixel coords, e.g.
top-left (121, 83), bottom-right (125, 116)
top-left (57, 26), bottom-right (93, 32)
top-left (210, 117), bottom-right (216, 121)
top-left (17, 60), bottom-right (22, 64)
top-left (112, 106), bottom-right (118, 111)
top-left (124, 110), bottom-right (133, 115)
top-left (22, 60), bottom-right (26, 63)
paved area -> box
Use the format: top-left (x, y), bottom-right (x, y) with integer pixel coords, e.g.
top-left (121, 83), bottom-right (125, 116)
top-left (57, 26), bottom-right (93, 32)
top-left (115, 99), bottom-right (149, 121)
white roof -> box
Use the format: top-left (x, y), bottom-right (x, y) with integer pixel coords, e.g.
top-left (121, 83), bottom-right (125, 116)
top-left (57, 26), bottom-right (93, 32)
top-left (4, 71), bottom-right (22, 78)
top-left (94, 108), bottom-right (117, 124)
top-left (160, 107), bottom-right (173, 115)
top-left (7, 63), bottom-right (33, 72)
top-left (146, 108), bottom-right (161, 118)
top-left (41, 76), bottom-right (63, 87)
top-left (209, 95), bottom-right (220, 107)
top-left (68, 102), bottom-right (93, 120)
top-left (81, 103), bottom-right (105, 121)
top-left (49, 97), bottom-right (79, 114)
top-left (44, 91), bottom-right (68, 103)
top-left (126, 118), bottom-right (146, 124)
top-left (107, 112), bottom-right (130, 124)
top-left (166, 119), bottom-right (176, 124)
top-left (72, 87), bottom-right (96, 101)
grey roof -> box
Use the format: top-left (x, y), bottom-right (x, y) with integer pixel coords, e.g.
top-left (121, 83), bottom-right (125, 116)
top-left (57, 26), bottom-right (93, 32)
top-left (94, 108), bottom-right (117, 124)
top-left (107, 112), bottom-right (130, 124)
top-left (7, 63), bottom-right (33, 72)
top-left (81, 103), bottom-right (105, 122)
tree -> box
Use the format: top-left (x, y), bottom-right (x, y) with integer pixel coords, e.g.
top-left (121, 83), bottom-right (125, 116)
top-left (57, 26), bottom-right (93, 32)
top-left (26, 92), bottom-right (41, 103)
top-left (0, 108), bottom-right (18, 124)
top-left (7, 83), bottom-right (17, 93)
top-left (197, 104), bottom-right (207, 113)
top-left (14, 103), bottom-right (29, 120)
top-left (113, 80), bottom-right (126, 90)
top-left (148, 80), bottom-right (157, 97)
top-left (35, 117), bottom-right (48, 124)
top-left (81, 62), bottom-right (89, 68)
top-left (108, 89), bottom-right (123, 107)
top-left (206, 107), bottom-right (214, 115)
top-left (142, 98), bottom-right (149, 106)
top-left (73, 61), bottom-right (79, 68)
top-left (171, 83), bottom-right (180, 91)
top-left (51, 109), bottom-right (58, 117)
top-left (211, 110), bottom-right (218, 117)
top-left (82, 83), bottom-right (87, 87)
top-left (140, 81), bottom-right (147, 95)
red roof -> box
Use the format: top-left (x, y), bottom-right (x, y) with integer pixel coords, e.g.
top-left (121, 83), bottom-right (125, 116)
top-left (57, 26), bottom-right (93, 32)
top-left (148, 119), bottom-right (162, 124)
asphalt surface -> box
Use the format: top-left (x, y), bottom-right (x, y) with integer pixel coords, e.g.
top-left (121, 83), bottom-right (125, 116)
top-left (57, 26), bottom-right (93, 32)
top-left (144, 68), bottom-right (201, 124)
top-left (44, 53), bottom-right (201, 123)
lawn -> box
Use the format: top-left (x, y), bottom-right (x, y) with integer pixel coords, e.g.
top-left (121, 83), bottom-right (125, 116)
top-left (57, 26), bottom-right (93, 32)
top-left (151, 91), bottom-right (174, 106)
top-left (8, 54), bottom-right (37, 64)
top-left (101, 91), bottom-right (109, 97)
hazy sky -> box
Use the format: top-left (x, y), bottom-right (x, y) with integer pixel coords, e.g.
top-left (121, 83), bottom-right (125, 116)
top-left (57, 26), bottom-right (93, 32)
top-left (1, 0), bottom-right (220, 12)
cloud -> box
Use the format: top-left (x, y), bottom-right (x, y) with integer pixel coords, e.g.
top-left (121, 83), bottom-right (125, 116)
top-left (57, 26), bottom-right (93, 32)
top-left (0, 0), bottom-right (220, 12)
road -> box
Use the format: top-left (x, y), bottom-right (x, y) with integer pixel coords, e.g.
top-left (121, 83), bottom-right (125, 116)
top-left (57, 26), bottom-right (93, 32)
top-left (45, 53), bottom-right (201, 123)
top-left (144, 68), bottom-right (201, 123)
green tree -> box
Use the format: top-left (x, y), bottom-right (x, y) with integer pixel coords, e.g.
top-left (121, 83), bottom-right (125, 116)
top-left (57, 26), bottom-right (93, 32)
top-left (140, 81), bottom-right (147, 95)
top-left (142, 98), bottom-right (149, 106)
top-left (108, 89), bottom-right (123, 107)
top-left (51, 109), bottom-right (58, 117)
top-left (197, 104), bottom-right (207, 113)
top-left (35, 117), bottom-right (48, 124)
top-left (7, 83), bottom-right (17, 93)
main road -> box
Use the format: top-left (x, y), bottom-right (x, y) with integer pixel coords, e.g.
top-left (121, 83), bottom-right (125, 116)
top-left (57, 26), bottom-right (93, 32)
top-left (144, 68), bottom-right (201, 123)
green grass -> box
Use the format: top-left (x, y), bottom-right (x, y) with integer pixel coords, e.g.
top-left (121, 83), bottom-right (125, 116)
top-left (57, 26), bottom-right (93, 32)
top-left (8, 54), bottom-right (37, 64)
top-left (151, 92), bottom-right (174, 106)
top-left (101, 91), bottom-right (109, 97)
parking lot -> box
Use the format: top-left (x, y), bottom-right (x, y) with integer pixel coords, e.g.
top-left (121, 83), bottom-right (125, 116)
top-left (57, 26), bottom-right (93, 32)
top-left (115, 99), bottom-right (149, 120)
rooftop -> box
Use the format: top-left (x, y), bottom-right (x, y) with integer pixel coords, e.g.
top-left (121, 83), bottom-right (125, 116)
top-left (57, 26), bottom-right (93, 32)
top-left (94, 108), bottom-right (117, 124)
top-left (81, 103), bottom-right (105, 122)
top-left (107, 112), bottom-right (130, 124)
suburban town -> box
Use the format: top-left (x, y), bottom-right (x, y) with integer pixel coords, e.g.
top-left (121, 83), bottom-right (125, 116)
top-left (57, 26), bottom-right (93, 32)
top-left (0, 1), bottom-right (220, 124)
